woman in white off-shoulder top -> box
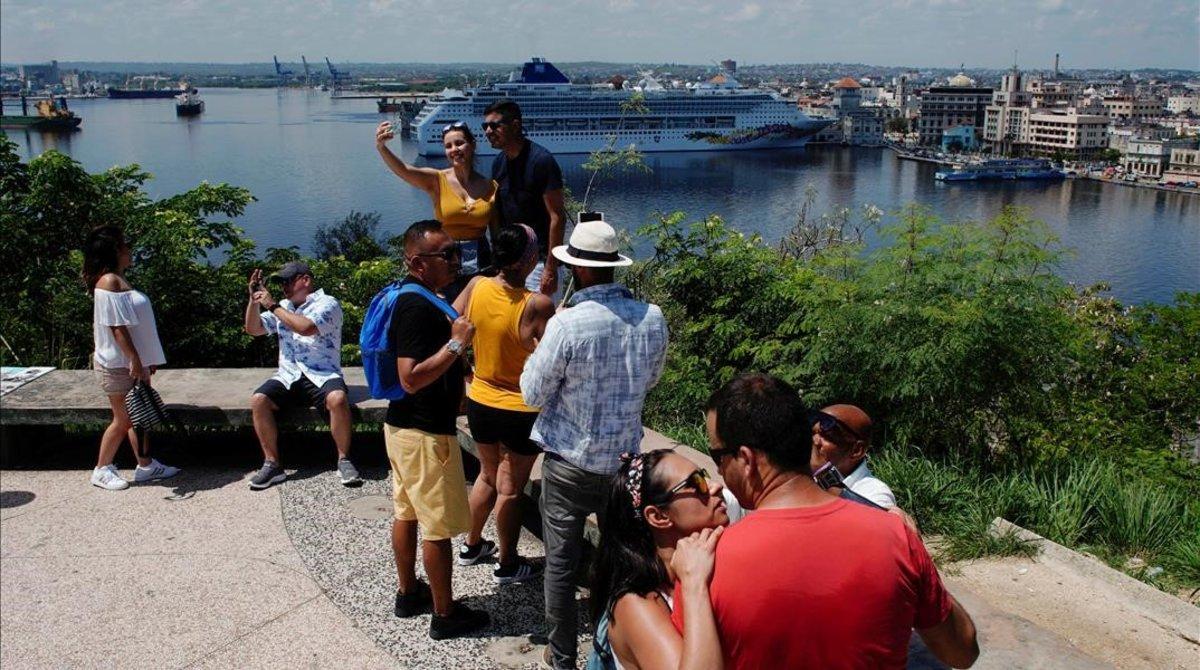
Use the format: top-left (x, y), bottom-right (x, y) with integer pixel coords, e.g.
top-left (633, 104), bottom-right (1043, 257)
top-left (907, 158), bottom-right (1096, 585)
top-left (83, 226), bottom-right (180, 491)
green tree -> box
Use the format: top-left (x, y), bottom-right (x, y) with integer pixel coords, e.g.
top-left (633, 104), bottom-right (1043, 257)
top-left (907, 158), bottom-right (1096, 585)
top-left (313, 210), bottom-right (390, 263)
top-left (885, 117), bottom-right (909, 134)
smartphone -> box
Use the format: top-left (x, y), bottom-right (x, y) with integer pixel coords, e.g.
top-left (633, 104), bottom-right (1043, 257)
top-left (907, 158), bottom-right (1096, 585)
top-left (252, 280), bottom-right (265, 293)
top-left (578, 211), bottom-right (604, 224)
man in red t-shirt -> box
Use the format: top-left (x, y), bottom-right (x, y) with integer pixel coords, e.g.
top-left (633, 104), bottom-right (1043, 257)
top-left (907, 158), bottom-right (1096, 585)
top-left (673, 373), bottom-right (979, 669)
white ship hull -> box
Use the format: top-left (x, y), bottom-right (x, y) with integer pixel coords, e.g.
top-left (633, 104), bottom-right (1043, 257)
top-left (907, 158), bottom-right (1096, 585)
top-left (413, 126), bottom-right (826, 156)
top-left (409, 58), bottom-right (832, 157)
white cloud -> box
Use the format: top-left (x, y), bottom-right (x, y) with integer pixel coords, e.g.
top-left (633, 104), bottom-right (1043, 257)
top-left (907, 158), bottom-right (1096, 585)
top-left (730, 2), bottom-right (763, 21)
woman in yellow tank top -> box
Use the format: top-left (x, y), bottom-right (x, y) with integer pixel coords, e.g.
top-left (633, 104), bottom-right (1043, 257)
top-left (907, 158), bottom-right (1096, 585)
top-left (451, 225), bottom-right (555, 582)
top-left (375, 120), bottom-right (497, 300)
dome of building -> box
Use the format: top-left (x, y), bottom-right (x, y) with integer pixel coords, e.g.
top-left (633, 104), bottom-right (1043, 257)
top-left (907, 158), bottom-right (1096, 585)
top-left (834, 76), bottom-right (861, 89)
top-left (948, 72), bottom-right (976, 87)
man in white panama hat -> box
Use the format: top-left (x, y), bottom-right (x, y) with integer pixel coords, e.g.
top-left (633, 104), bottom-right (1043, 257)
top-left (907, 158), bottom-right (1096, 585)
top-left (520, 215), bottom-right (669, 669)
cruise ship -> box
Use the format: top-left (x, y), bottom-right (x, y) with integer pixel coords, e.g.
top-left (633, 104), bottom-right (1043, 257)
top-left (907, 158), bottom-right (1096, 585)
top-left (410, 58), bottom-right (833, 156)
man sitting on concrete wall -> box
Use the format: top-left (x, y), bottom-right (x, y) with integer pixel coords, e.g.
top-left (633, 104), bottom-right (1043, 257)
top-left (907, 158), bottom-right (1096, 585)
top-left (243, 261), bottom-right (359, 490)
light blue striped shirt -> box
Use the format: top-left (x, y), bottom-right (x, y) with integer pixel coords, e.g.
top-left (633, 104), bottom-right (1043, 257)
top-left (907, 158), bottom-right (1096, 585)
top-left (521, 283), bottom-right (668, 475)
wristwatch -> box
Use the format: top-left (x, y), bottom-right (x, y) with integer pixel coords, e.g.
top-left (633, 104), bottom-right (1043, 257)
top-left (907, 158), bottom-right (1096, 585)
top-left (268, 303), bottom-right (283, 314)
top-left (446, 339), bottom-right (465, 356)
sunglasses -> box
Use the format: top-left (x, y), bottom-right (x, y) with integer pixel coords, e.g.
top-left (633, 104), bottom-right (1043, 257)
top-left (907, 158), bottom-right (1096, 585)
top-left (811, 411), bottom-right (866, 442)
top-left (649, 468), bottom-right (711, 506)
top-left (412, 246), bottom-right (461, 262)
top-left (442, 121), bottom-right (469, 134)
top-left (481, 119), bottom-right (510, 131)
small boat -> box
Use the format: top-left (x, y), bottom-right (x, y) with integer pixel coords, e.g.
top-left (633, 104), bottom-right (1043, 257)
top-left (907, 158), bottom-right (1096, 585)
top-left (175, 90), bottom-right (205, 116)
top-left (936, 158), bottom-right (1065, 182)
top-left (0, 97), bottom-right (81, 131)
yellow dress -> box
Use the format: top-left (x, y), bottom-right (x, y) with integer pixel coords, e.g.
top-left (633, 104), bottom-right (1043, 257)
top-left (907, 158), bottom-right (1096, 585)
top-left (434, 171), bottom-right (497, 241)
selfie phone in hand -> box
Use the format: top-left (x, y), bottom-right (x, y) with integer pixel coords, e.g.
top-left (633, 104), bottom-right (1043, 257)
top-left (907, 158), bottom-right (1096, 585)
top-left (578, 211), bottom-right (604, 224)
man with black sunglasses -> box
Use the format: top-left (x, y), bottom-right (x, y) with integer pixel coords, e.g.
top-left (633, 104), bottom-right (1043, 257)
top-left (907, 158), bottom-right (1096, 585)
top-left (810, 404), bottom-right (897, 509)
top-left (383, 220), bottom-right (490, 640)
top-left (482, 99), bottom-right (566, 296)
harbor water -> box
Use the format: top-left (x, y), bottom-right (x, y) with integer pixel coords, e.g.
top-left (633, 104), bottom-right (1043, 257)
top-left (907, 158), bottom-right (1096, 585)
top-left (8, 88), bottom-right (1197, 304)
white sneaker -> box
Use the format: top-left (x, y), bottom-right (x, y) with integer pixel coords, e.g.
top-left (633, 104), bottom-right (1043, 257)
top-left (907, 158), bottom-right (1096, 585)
top-left (91, 465), bottom-right (129, 491)
top-left (134, 459), bottom-right (181, 483)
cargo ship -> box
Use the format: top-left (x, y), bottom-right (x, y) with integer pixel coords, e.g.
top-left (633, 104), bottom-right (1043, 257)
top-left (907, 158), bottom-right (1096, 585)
top-left (0, 98), bottom-right (81, 131)
top-left (411, 57), bottom-right (833, 156)
top-left (935, 158), bottom-right (1064, 181)
top-left (108, 76), bottom-right (196, 99)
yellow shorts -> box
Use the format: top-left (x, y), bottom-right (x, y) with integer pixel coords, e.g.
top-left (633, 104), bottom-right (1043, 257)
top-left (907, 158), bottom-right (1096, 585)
top-left (383, 424), bottom-right (471, 541)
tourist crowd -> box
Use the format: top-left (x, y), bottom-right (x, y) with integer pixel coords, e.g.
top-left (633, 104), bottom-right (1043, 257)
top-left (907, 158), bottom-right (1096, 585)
top-left (83, 99), bottom-right (979, 668)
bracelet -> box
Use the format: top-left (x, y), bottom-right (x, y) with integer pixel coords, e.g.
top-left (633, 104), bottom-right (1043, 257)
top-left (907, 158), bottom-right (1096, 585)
top-left (267, 303), bottom-right (281, 313)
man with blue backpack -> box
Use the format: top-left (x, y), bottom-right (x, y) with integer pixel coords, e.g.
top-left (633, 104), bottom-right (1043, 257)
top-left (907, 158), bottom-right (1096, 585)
top-left (364, 219), bottom-right (490, 640)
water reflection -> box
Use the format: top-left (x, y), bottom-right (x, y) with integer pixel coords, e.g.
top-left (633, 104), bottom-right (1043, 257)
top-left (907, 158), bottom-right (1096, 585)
top-left (11, 89), bottom-right (1197, 304)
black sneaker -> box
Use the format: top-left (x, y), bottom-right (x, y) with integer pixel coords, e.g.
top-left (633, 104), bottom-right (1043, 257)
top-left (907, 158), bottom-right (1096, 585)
top-left (494, 557), bottom-right (544, 585)
top-left (394, 580), bottom-right (432, 618)
top-left (429, 602), bottom-right (490, 640)
top-left (457, 539), bottom-right (498, 566)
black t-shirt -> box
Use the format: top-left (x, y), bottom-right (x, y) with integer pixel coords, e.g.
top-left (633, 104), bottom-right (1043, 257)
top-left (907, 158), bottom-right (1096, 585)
top-left (491, 139), bottom-right (563, 254)
top-left (384, 282), bottom-right (463, 434)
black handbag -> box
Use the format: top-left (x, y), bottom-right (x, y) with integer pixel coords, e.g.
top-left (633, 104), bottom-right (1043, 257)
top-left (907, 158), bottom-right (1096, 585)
top-left (124, 380), bottom-right (171, 431)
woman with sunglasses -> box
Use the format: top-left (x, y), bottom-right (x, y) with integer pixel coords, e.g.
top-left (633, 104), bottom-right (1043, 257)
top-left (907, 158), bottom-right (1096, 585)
top-left (588, 449), bottom-right (727, 670)
top-left (375, 120), bottom-right (498, 301)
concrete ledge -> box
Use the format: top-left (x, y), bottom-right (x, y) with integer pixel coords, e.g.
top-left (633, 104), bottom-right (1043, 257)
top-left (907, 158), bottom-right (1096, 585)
top-left (1, 368), bottom-right (387, 427)
top-left (989, 518), bottom-right (1200, 644)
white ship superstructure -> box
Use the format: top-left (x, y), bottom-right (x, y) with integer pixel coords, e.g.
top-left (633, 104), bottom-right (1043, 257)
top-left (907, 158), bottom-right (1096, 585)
top-left (411, 58), bottom-right (833, 156)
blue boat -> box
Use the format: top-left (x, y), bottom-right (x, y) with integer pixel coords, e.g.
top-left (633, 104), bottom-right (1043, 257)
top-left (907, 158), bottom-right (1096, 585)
top-left (935, 158), bottom-right (1064, 182)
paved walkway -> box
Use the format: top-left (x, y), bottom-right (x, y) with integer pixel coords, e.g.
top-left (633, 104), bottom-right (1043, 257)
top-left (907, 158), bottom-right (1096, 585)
top-left (2, 465), bottom-right (1186, 669)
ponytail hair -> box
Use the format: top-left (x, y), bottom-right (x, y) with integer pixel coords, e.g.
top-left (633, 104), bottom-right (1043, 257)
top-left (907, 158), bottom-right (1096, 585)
top-left (588, 449), bottom-right (674, 626)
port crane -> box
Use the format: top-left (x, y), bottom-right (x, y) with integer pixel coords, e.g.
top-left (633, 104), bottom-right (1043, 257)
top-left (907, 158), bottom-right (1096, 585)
top-left (273, 56), bottom-right (294, 83)
top-left (301, 56), bottom-right (312, 87)
top-left (325, 57), bottom-right (350, 90)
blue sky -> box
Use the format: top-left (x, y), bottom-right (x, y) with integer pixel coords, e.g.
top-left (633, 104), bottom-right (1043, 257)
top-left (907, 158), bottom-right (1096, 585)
top-left (3, 0), bottom-right (1198, 69)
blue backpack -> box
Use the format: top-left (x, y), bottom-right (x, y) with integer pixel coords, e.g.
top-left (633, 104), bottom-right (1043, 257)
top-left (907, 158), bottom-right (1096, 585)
top-left (359, 280), bottom-right (458, 400)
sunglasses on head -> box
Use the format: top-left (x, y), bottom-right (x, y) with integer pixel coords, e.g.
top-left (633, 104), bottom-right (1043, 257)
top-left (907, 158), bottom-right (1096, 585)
top-left (442, 121), bottom-right (469, 134)
top-left (811, 411), bottom-right (866, 442)
top-left (649, 468), bottom-right (711, 506)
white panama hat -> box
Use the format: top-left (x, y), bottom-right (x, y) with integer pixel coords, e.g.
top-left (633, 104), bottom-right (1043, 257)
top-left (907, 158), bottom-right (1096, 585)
top-left (551, 219), bottom-right (633, 268)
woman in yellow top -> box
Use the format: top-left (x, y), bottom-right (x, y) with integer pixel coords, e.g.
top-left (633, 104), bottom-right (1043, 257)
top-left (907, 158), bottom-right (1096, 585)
top-left (451, 224), bottom-right (555, 584)
top-left (375, 119), bottom-right (497, 300)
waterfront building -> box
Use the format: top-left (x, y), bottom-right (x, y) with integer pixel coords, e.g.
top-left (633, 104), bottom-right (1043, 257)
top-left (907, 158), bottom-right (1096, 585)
top-left (941, 125), bottom-right (978, 152)
top-left (1166, 95), bottom-right (1200, 116)
top-left (17, 61), bottom-right (59, 90)
top-left (1108, 125), bottom-right (1175, 153)
top-left (1101, 95), bottom-right (1166, 122)
top-left (824, 77), bottom-right (893, 146)
top-left (1163, 148), bottom-right (1200, 183)
top-left (1026, 109), bottom-right (1110, 158)
top-left (1123, 137), bottom-right (1200, 179)
top-left (917, 74), bottom-right (993, 146)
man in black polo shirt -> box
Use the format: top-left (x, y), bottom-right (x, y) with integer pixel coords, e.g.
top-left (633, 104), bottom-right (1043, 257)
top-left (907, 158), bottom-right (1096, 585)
top-left (385, 219), bottom-right (489, 640)
top-left (483, 99), bottom-right (566, 296)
